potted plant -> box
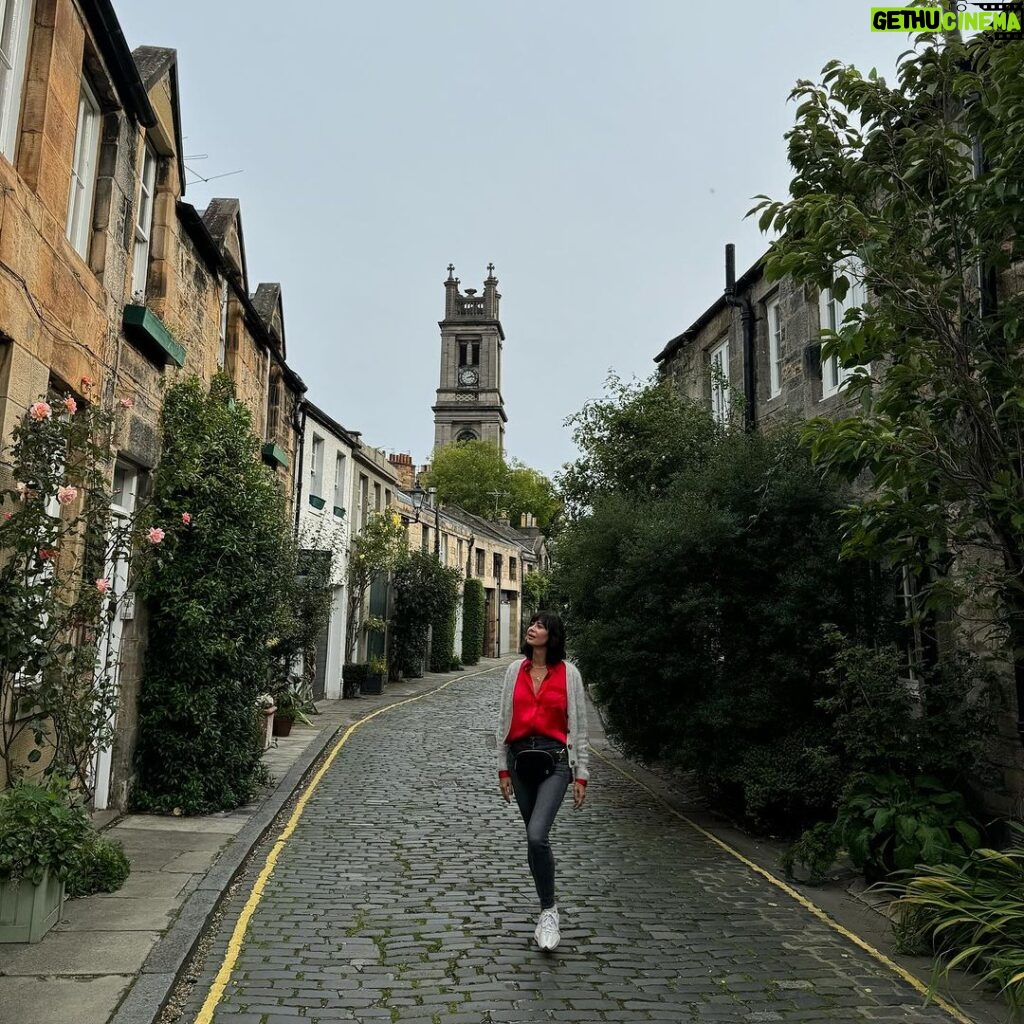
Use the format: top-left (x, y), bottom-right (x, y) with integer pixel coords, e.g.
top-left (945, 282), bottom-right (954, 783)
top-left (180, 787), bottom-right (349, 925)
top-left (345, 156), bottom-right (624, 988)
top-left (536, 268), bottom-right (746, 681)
top-left (271, 686), bottom-right (313, 737)
top-left (0, 779), bottom-right (90, 943)
top-left (363, 655), bottom-right (388, 696)
top-left (342, 663), bottom-right (367, 698)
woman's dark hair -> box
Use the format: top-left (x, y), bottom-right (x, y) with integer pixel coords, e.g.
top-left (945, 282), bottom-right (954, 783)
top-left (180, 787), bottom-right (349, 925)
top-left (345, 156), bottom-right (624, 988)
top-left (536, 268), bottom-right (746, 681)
top-left (521, 610), bottom-right (566, 664)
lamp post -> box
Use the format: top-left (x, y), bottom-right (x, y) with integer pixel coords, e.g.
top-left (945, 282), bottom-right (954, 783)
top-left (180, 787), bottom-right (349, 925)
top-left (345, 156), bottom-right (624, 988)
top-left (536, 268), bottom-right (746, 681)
top-left (427, 486), bottom-right (440, 559)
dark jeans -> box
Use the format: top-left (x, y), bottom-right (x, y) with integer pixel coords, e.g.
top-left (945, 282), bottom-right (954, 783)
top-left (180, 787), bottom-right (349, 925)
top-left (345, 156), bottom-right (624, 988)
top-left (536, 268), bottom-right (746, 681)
top-left (509, 737), bottom-right (572, 910)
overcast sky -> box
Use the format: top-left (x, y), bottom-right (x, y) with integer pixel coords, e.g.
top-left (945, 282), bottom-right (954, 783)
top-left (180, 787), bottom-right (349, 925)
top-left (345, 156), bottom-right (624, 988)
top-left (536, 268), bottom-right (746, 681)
top-left (116, 2), bottom-right (908, 479)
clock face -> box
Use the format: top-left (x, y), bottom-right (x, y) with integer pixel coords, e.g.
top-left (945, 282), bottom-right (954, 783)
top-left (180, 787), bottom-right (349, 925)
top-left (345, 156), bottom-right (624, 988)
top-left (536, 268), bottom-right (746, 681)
top-left (459, 368), bottom-right (479, 386)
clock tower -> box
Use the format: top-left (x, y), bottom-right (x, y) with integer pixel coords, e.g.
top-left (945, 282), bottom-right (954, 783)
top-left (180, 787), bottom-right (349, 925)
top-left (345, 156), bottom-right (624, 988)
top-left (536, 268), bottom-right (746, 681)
top-left (432, 264), bottom-right (507, 454)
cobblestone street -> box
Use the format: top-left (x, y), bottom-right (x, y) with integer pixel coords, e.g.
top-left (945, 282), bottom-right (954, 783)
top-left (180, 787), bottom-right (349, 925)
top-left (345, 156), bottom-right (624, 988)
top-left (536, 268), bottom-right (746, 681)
top-left (181, 662), bottom-right (971, 1024)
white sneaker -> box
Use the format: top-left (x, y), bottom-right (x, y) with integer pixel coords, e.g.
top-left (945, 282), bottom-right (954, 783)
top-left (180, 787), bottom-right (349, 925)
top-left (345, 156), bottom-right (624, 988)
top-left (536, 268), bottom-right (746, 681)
top-left (535, 906), bottom-right (560, 951)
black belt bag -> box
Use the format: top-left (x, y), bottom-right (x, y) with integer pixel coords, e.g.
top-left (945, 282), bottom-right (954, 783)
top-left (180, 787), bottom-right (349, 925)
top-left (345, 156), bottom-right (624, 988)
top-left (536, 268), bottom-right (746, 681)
top-left (510, 738), bottom-right (568, 784)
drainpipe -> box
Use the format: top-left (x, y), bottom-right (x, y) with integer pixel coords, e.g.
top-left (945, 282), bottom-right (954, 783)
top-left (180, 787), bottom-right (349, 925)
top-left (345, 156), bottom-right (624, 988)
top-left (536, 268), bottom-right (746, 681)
top-left (293, 404), bottom-right (307, 535)
top-left (724, 244), bottom-right (756, 432)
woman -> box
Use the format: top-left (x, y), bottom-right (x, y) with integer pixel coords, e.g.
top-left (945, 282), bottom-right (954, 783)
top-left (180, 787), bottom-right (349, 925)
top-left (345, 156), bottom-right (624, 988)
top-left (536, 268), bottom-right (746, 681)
top-left (496, 610), bottom-right (589, 951)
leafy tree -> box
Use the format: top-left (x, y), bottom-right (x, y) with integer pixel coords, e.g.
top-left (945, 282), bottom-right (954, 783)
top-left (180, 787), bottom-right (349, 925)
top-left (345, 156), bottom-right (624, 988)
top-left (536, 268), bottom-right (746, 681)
top-left (461, 579), bottom-right (485, 666)
top-left (389, 552), bottom-right (461, 677)
top-left (423, 440), bottom-right (560, 530)
top-left (557, 374), bottom-right (720, 522)
top-left (555, 380), bottom-right (891, 832)
top-left (344, 511), bottom-right (406, 663)
top-left (752, 37), bottom-right (1024, 661)
top-left (132, 376), bottom-right (289, 814)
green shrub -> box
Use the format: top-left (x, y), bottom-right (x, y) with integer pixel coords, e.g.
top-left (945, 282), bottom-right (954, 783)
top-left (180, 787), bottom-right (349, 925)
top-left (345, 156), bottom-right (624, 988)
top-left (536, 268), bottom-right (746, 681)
top-left (836, 773), bottom-right (981, 881)
top-left (0, 779), bottom-right (90, 884)
top-left (390, 553), bottom-right (461, 677)
top-left (461, 579), bottom-right (485, 666)
top-left (886, 823), bottom-right (1024, 1013)
top-left (132, 376), bottom-right (291, 815)
top-left (66, 834), bottom-right (130, 897)
top-left (556, 386), bottom-right (892, 834)
top-left (342, 663), bottom-right (367, 697)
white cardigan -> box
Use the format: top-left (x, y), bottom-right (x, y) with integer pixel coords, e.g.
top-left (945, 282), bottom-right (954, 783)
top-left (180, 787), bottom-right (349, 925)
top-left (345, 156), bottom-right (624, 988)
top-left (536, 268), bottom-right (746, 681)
top-left (495, 659), bottom-right (590, 782)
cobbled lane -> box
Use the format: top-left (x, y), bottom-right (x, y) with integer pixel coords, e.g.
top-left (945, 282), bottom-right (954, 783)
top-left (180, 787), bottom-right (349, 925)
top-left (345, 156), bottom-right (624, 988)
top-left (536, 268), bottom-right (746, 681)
top-left (183, 662), bottom-right (967, 1024)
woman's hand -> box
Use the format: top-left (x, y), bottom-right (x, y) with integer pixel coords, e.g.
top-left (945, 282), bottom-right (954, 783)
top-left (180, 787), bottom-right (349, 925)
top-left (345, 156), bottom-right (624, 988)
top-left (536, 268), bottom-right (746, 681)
top-left (500, 776), bottom-right (513, 803)
top-left (573, 781), bottom-right (587, 810)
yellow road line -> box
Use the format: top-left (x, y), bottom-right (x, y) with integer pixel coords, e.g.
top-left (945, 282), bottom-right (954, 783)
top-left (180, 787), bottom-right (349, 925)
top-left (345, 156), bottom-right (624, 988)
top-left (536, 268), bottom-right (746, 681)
top-left (193, 665), bottom-right (501, 1024)
top-left (590, 746), bottom-right (977, 1024)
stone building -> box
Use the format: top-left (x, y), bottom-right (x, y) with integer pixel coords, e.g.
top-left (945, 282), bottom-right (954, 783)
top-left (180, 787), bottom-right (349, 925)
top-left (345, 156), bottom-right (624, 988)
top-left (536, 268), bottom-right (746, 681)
top-left (654, 250), bottom-right (864, 430)
top-left (0, 0), bottom-right (304, 808)
top-left (654, 245), bottom-right (1024, 813)
top-left (432, 264), bottom-right (507, 453)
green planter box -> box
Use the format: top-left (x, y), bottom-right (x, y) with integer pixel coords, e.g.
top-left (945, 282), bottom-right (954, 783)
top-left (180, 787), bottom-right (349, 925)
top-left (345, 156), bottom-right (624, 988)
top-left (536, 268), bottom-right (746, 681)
top-left (0, 871), bottom-right (64, 943)
top-left (361, 672), bottom-right (385, 695)
top-left (122, 305), bottom-right (186, 368)
top-left (262, 442), bottom-right (289, 469)
top-left (308, 494), bottom-right (326, 510)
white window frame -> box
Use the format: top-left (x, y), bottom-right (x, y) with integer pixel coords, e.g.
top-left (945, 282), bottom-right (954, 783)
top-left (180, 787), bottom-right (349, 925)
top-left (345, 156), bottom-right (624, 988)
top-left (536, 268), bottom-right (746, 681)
top-left (766, 297), bottom-right (783, 399)
top-left (819, 259), bottom-right (868, 399)
top-left (217, 281), bottom-right (229, 369)
top-left (333, 452), bottom-right (346, 513)
top-left (131, 144), bottom-right (157, 301)
top-left (0, 0), bottom-right (33, 162)
top-left (66, 78), bottom-right (101, 258)
top-left (309, 434), bottom-right (324, 499)
top-left (709, 336), bottom-right (730, 425)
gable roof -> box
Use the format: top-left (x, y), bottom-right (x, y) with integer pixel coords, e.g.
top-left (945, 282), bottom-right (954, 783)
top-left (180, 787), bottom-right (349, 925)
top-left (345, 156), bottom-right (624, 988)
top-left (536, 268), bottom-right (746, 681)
top-left (202, 199), bottom-right (249, 292)
top-left (252, 283), bottom-right (286, 359)
top-left (131, 46), bottom-right (186, 196)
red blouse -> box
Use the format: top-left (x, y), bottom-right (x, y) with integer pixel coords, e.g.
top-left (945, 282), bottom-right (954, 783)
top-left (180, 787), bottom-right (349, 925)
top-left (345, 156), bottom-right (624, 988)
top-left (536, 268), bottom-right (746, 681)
top-left (505, 659), bottom-right (568, 745)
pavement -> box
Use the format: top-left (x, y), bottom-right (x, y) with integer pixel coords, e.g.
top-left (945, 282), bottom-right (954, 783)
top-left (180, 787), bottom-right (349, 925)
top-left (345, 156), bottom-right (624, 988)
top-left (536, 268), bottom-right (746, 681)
top-left (0, 658), bottom-right (1009, 1024)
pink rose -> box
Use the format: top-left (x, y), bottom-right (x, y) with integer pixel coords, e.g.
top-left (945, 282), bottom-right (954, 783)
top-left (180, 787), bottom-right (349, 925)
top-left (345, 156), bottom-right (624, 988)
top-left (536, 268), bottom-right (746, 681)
top-left (64, 397), bottom-right (77, 415)
top-left (181, 512), bottom-right (192, 525)
top-left (2, 511), bottom-right (12, 521)
top-left (95, 578), bottom-right (111, 594)
top-left (29, 402), bottom-right (52, 421)
top-left (147, 527), bottom-right (165, 545)
top-left (119, 397), bottom-right (135, 410)
top-left (15, 482), bottom-right (27, 495)
top-left (57, 485), bottom-right (78, 505)
top-left (80, 376), bottom-right (94, 390)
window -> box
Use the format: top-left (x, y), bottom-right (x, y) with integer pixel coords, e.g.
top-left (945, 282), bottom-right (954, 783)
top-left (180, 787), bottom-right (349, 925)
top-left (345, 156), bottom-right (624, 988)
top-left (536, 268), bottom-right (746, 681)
top-left (0, 0), bottom-right (33, 162)
top-left (66, 80), bottom-right (101, 258)
top-left (266, 375), bottom-right (281, 440)
top-left (458, 339), bottom-right (480, 366)
top-left (475, 548), bottom-right (485, 577)
top-left (709, 337), bottom-right (730, 425)
top-left (131, 145), bottom-right (158, 301)
top-left (493, 553), bottom-right (502, 580)
top-left (421, 526), bottom-right (430, 553)
top-left (373, 482), bottom-right (381, 512)
top-left (217, 281), bottom-right (229, 369)
top-left (333, 453), bottom-right (346, 511)
top-left (457, 539), bottom-right (464, 567)
top-left (309, 435), bottom-right (324, 498)
top-left (384, 488), bottom-right (392, 507)
top-left (766, 298), bottom-right (783, 399)
top-left (819, 260), bottom-right (868, 398)
top-left (359, 474), bottom-right (369, 528)
top-left (510, 557), bottom-right (517, 581)
top-left (439, 533), bottom-right (447, 566)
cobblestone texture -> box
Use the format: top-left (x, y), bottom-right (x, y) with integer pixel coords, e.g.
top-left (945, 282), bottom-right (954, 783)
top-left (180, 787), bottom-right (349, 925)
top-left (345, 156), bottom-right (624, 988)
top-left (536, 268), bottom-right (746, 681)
top-left (183, 665), bottom-right (966, 1023)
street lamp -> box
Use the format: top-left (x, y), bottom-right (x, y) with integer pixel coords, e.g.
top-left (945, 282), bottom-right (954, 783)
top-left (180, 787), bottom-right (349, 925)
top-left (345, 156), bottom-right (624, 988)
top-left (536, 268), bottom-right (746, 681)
top-left (427, 487), bottom-right (440, 559)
